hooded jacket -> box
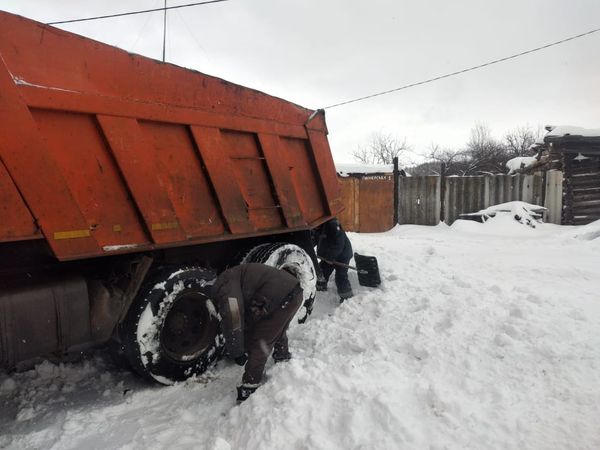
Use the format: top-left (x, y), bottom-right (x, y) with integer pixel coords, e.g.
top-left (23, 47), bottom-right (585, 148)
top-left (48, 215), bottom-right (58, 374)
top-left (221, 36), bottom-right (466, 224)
top-left (211, 263), bottom-right (300, 358)
top-left (315, 218), bottom-right (352, 262)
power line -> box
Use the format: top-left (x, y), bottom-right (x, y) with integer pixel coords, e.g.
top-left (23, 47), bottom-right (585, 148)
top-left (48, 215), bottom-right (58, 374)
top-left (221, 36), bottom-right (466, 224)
top-left (323, 26), bottom-right (600, 110)
top-left (45, 0), bottom-right (229, 26)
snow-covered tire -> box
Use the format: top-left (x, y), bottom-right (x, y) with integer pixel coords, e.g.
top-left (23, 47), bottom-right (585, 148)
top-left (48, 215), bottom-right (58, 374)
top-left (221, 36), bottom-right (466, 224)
top-left (242, 243), bottom-right (317, 323)
top-left (120, 267), bottom-right (223, 385)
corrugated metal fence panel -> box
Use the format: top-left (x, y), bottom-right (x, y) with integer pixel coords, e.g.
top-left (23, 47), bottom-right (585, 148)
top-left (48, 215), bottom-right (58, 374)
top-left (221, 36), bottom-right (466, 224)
top-left (544, 170), bottom-right (563, 224)
top-left (445, 174), bottom-right (545, 224)
top-left (399, 173), bottom-right (556, 226)
top-left (445, 176), bottom-right (486, 224)
top-left (399, 176), bottom-right (440, 225)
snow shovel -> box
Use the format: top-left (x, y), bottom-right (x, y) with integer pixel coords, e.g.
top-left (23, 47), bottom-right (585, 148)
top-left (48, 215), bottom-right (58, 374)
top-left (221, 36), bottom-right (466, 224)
top-left (320, 253), bottom-right (381, 288)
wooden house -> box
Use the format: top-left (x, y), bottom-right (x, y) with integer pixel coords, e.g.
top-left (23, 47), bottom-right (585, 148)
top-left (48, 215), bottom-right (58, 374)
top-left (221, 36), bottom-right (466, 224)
top-left (544, 127), bottom-right (600, 225)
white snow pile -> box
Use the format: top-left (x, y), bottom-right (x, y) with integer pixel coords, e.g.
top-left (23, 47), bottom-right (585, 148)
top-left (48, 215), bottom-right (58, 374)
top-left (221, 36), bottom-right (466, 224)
top-left (460, 201), bottom-right (546, 228)
top-left (2, 222), bottom-right (600, 449)
top-left (336, 163), bottom-right (394, 177)
top-left (559, 219), bottom-right (600, 242)
top-left (506, 156), bottom-right (537, 174)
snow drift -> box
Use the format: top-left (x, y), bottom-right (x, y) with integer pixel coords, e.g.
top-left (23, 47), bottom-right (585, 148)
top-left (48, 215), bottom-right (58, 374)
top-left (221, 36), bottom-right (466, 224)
top-left (1, 221), bottom-right (599, 450)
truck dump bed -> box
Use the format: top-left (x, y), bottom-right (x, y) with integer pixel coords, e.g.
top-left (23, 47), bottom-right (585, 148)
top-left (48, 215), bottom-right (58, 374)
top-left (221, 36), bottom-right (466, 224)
top-left (0, 11), bottom-right (341, 261)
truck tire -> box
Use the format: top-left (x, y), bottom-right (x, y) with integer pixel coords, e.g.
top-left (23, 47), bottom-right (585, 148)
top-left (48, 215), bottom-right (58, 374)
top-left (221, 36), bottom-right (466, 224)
top-left (120, 267), bottom-right (223, 384)
top-left (242, 243), bottom-right (317, 323)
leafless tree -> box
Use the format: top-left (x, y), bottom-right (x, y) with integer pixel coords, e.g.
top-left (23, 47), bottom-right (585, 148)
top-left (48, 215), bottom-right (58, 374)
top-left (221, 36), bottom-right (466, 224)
top-left (353, 132), bottom-right (411, 165)
top-left (463, 122), bottom-right (508, 174)
top-left (503, 125), bottom-right (542, 157)
top-left (427, 142), bottom-right (463, 174)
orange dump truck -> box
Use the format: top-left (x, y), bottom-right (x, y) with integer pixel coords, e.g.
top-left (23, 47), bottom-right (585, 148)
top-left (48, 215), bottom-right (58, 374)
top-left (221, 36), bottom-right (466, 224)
top-left (0, 11), bottom-right (341, 383)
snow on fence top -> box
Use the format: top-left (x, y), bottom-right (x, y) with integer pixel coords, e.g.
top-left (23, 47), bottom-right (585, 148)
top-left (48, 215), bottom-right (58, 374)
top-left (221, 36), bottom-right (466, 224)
top-left (505, 156), bottom-right (537, 174)
top-left (335, 163), bottom-right (394, 177)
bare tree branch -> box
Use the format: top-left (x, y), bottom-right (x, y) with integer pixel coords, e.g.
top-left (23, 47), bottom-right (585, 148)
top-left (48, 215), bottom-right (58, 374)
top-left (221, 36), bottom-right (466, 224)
top-left (353, 132), bottom-right (411, 165)
top-left (504, 125), bottom-right (543, 157)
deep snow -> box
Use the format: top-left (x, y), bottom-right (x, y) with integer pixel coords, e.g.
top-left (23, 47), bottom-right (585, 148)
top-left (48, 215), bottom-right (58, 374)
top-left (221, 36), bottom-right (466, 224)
top-left (1, 219), bottom-right (599, 450)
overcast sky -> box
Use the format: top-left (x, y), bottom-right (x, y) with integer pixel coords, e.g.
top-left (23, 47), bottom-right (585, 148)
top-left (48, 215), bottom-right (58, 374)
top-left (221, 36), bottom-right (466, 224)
top-left (3, 0), bottom-right (599, 164)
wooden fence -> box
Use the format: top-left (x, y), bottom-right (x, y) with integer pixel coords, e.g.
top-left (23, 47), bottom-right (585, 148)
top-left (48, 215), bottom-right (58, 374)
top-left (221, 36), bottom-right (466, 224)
top-left (400, 173), bottom-right (562, 225)
top-left (338, 169), bottom-right (564, 231)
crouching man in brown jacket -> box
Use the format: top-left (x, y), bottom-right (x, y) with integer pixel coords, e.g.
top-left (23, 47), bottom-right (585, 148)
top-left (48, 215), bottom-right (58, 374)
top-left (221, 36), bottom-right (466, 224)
top-left (211, 263), bottom-right (303, 402)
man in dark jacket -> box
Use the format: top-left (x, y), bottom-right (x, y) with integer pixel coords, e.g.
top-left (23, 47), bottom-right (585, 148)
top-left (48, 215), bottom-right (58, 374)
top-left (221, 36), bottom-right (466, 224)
top-left (315, 218), bottom-right (354, 300)
top-left (211, 263), bottom-right (303, 402)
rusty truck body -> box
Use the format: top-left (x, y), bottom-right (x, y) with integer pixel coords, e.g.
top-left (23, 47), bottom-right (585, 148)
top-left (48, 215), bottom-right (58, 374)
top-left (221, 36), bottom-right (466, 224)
top-left (0, 11), bottom-right (341, 383)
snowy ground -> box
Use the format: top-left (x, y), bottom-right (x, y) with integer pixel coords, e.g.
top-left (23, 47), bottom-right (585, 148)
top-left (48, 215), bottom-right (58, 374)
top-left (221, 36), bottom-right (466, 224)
top-left (2, 218), bottom-right (600, 450)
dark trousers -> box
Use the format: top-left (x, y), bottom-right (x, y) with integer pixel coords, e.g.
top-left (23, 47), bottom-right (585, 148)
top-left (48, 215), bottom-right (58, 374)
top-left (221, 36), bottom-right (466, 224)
top-left (242, 290), bottom-right (303, 385)
top-left (319, 256), bottom-right (352, 295)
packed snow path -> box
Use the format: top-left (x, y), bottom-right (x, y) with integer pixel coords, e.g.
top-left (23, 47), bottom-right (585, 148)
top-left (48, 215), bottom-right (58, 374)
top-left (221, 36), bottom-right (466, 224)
top-left (2, 219), bottom-right (599, 450)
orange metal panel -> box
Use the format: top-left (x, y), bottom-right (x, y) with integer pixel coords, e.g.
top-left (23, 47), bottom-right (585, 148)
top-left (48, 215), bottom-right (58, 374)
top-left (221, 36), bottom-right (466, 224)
top-left (0, 11), bottom-right (343, 260)
top-left (280, 137), bottom-right (327, 224)
top-left (139, 121), bottom-right (226, 239)
top-left (0, 59), bottom-right (99, 258)
top-left (0, 12), bottom-right (319, 130)
top-left (306, 129), bottom-right (343, 216)
top-left (97, 115), bottom-right (187, 244)
top-left (358, 176), bottom-right (394, 232)
top-left (0, 159), bottom-right (40, 241)
top-left (258, 134), bottom-right (306, 228)
top-left (21, 86), bottom-right (309, 140)
top-left (30, 109), bottom-right (149, 251)
top-left (337, 177), bottom-right (358, 232)
top-left (190, 126), bottom-right (253, 234)
top-left (221, 131), bottom-right (285, 231)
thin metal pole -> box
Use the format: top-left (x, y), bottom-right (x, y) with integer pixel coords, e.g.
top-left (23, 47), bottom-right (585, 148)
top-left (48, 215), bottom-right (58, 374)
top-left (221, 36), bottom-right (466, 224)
top-left (393, 157), bottom-right (399, 225)
top-left (162, 0), bottom-right (167, 62)
top-left (440, 162), bottom-right (446, 223)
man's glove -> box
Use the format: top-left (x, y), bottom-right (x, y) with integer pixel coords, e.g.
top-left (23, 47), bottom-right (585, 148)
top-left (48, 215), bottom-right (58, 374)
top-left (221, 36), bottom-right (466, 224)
top-left (234, 353), bottom-right (248, 366)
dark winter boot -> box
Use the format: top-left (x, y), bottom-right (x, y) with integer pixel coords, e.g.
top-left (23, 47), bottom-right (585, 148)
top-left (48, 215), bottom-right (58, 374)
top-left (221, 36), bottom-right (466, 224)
top-left (338, 288), bottom-right (354, 303)
top-left (272, 351), bottom-right (292, 363)
top-left (316, 279), bottom-right (328, 291)
top-left (237, 384), bottom-right (259, 402)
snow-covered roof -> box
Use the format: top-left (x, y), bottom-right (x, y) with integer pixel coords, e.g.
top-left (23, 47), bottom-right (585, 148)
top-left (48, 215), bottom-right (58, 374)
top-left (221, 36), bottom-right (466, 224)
top-left (545, 126), bottom-right (600, 138)
top-left (541, 126), bottom-right (600, 154)
top-left (335, 163), bottom-right (394, 177)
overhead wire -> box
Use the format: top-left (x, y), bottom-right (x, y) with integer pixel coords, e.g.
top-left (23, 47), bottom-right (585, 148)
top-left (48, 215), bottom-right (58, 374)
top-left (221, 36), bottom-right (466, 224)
top-left (45, 0), bottom-right (229, 26)
top-left (127, 3), bottom-right (158, 52)
top-left (175, 9), bottom-right (212, 61)
top-left (44, 4), bottom-right (598, 111)
top-left (322, 26), bottom-right (600, 110)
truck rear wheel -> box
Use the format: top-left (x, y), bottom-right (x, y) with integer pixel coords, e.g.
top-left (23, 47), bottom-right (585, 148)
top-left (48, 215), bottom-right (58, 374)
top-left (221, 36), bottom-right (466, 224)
top-left (242, 243), bottom-right (317, 323)
top-left (120, 267), bottom-right (223, 384)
